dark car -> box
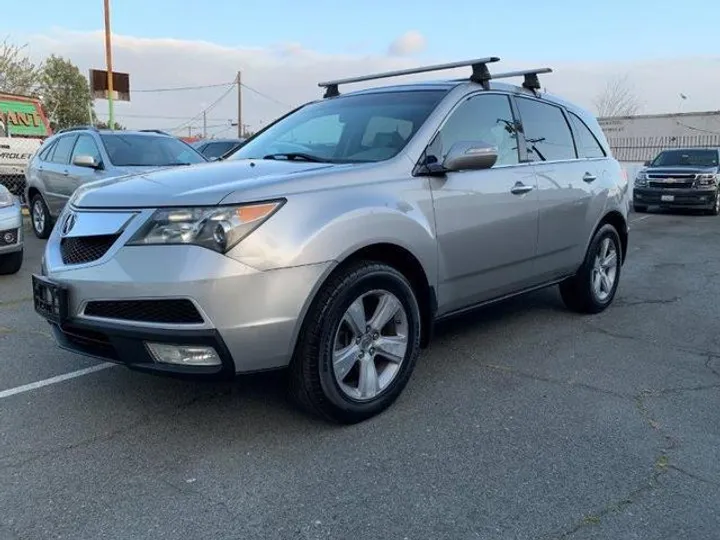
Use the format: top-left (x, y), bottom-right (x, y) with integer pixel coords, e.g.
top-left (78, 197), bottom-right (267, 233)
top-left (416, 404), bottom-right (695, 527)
top-left (633, 148), bottom-right (720, 215)
top-left (192, 138), bottom-right (246, 160)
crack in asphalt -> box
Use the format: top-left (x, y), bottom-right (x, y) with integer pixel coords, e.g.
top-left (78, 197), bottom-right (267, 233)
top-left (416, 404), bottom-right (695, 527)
top-left (668, 465), bottom-right (720, 488)
top-left (614, 296), bottom-right (680, 307)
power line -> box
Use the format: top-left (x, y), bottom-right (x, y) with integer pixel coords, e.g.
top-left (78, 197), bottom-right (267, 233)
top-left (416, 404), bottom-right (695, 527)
top-left (131, 81), bottom-right (236, 93)
top-left (171, 83), bottom-right (236, 133)
top-left (240, 82), bottom-right (292, 108)
top-left (95, 111), bottom-right (232, 121)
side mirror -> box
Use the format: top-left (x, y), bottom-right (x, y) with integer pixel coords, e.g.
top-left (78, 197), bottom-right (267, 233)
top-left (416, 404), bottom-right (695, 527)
top-left (73, 155), bottom-right (101, 169)
top-left (443, 141), bottom-right (498, 172)
top-left (643, 160), bottom-right (651, 167)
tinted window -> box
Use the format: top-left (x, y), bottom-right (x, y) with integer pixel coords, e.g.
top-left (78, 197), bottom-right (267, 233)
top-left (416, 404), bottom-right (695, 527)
top-left (38, 140), bottom-right (57, 161)
top-left (517, 98), bottom-right (576, 162)
top-left (229, 90), bottom-right (447, 163)
top-left (569, 112), bottom-right (605, 159)
top-left (201, 142), bottom-right (238, 159)
top-left (50, 135), bottom-right (77, 164)
top-left (651, 149), bottom-right (719, 167)
top-left (428, 93), bottom-right (519, 166)
top-left (100, 134), bottom-right (206, 167)
top-left (71, 134), bottom-right (102, 163)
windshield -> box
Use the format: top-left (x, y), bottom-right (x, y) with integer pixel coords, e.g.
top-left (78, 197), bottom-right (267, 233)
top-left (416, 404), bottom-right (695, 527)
top-left (100, 134), bottom-right (207, 167)
top-left (227, 90), bottom-right (447, 163)
top-left (651, 149), bottom-right (719, 168)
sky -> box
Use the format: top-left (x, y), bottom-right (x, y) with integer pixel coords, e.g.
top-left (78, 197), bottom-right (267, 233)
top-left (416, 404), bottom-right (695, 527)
top-left (5, 0), bottom-right (720, 135)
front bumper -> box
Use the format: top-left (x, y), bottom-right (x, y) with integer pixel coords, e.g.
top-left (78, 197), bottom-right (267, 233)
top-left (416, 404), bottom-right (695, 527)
top-left (38, 217), bottom-right (333, 375)
top-left (633, 187), bottom-right (717, 209)
top-left (0, 200), bottom-right (23, 255)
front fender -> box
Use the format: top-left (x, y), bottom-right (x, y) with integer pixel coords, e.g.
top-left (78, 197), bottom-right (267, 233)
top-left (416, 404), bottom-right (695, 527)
top-left (226, 179), bottom-right (438, 285)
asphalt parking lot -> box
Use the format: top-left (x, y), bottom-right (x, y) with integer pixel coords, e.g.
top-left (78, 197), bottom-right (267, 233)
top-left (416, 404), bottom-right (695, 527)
top-left (1, 210), bottom-right (719, 540)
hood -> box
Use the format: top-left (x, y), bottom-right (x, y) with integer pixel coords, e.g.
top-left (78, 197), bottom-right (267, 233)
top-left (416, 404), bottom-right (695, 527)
top-left (72, 159), bottom-right (337, 208)
top-left (646, 166), bottom-right (718, 176)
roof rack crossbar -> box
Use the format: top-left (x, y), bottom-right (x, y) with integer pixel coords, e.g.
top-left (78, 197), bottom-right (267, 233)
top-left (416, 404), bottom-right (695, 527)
top-left (56, 125), bottom-right (99, 134)
top-left (318, 57), bottom-right (501, 98)
top-left (485, 68), bottom-right (553, 90)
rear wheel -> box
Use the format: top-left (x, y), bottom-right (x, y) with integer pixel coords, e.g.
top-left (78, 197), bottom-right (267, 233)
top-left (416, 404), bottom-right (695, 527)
top-left (289, 261), bottom-right (422, 424)
top-left (30, 194), bottom-right (52, 239)
top-left (0, 249), bottom-right (23, 275)
top-left (560, 224), bottom-right (622, 314)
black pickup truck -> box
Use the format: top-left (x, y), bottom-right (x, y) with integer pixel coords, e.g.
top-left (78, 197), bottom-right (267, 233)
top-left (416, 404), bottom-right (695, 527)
top-left (633, 148), bottom-right (720, 215)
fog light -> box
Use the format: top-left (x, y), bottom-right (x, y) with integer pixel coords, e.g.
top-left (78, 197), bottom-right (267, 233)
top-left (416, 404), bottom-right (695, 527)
top-left (3, 230), bottom-right (16, 244)
top-left (146, 343), bottom-right (221, 366)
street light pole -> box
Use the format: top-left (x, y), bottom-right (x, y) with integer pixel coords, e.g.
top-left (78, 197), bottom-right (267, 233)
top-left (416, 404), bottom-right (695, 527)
top-left (103, 0), bottom-right (115, 130)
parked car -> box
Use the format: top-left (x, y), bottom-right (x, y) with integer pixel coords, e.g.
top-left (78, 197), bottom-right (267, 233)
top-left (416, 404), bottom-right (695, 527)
top-left (32, 57), bottom-right (629, 423)
top-left (24, 127), bottom-right (208, 239)
top-left (633, 147), bottom-right (720, 214)
top-left (0, 184), bottom-right (23, 274)
top-left (192, 138), bottom-right (246, 160)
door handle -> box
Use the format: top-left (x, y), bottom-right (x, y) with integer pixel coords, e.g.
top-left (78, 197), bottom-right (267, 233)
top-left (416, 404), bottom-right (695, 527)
top-left (582, 172), bottom-right (597, 183)
top-left (62, 170), bottom-right (69, 176)
top-left (511, 183), bottom-right (535, 195)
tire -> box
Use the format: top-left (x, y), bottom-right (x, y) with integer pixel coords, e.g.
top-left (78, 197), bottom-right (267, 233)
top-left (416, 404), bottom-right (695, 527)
top-left (30, 194), bottom-right (52, 239)
top-left (707, 192), bottom-right (720, 216)
top-left (633, 204), bottom-right (648, 213)
top-left (0, 249), bottom-right (23, 275)
top-left (559, 224), bottom-right (622, 314)
top-left (289, 261), bottom-right (422, 424)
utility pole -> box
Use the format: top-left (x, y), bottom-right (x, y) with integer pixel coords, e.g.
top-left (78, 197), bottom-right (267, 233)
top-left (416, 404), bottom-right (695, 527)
top-left (236, 71), bottom-right (242, 138)
top-left (202, 110), bottom-right (207, 138)
top-left (103, 0), bottom-right (115, 130)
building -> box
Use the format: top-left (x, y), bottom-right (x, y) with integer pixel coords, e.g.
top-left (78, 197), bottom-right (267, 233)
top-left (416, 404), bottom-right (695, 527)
top-left (599, 110), bottom-right (720, 163)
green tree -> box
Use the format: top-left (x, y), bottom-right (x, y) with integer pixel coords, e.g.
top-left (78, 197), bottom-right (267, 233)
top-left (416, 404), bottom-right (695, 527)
top-left (95, 120), bottom-right (125, 130)
top-left (39, 55), bottom-right (95, 130)
top-left (0, 37), bottom-right (42, 95)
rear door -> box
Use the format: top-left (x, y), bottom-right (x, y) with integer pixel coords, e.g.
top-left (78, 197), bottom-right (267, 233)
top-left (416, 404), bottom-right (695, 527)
top-left (43, 134), bottom-right (77, 216)
top-left (515, 97), bottom-right (594, 280)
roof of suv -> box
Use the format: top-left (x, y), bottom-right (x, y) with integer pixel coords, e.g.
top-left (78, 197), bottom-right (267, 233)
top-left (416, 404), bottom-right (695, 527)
top-left (53, 127), bottom-right (176, 138)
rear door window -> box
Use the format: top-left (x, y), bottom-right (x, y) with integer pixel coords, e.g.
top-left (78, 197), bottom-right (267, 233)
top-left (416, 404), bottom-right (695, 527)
top-left (568, 112), bottom-right (606, 159)
top-left (516, 98), bottom-right (576, 162)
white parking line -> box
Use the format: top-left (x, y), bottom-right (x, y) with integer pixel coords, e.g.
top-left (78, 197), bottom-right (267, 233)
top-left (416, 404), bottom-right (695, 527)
top-left (630, 215), bottom-right (652, 224)
top-left (0, 363), bottom-right (115, 400)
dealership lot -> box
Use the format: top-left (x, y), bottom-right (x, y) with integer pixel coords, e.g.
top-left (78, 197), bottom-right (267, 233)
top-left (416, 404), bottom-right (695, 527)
top-left (1, 211), bottom-right (719, 540)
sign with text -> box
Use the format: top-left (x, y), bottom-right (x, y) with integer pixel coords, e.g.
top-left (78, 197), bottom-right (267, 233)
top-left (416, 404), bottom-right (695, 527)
top-left (0, 93), bottom-right (51, 137)
top-left (89, 69), bottom-right (131, 102)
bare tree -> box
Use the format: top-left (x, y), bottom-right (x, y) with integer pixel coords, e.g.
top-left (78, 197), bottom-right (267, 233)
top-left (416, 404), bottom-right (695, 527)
top-left (593, 74), bottom-right (641, 118)
top-left (0, 37), bottom-right (42, 95)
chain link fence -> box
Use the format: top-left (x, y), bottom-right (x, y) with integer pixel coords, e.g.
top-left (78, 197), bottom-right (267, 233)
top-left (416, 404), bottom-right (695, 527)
top-left (0, 137), bottom-right (43, 205)
top-left (608, 134), bottom-right (720, 163)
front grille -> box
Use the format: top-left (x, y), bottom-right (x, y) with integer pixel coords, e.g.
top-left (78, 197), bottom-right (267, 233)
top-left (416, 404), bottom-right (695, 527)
top-left (84, 299), bottom-right (204, 324)
top-left (649, 181), bottom-right (694, 189)
top-left (60, 234), bottom-right (119, 265)
top-left (647, 173), bottom-right (696, 180)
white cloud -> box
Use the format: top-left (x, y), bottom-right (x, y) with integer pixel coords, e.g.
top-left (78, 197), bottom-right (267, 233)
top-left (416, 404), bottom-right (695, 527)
top-left (24, 30), bottom-right (720, 136)
top-left (387, 31), bottom-right (427, 57)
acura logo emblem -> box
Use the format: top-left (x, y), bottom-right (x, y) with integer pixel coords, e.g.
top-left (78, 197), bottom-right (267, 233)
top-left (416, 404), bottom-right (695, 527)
top-left (62, 212), bottom-right (77, 235)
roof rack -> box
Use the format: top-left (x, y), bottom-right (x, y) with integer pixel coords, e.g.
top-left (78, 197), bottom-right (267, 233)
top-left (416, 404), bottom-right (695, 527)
top-left (56, 125), bottom-right (99, 134)
top-left (318, 57), bottom-right (500, 98)
top-left (138, 129), bottom-right (172, 136)
top-left (317, 58), bottom-right (553, 98)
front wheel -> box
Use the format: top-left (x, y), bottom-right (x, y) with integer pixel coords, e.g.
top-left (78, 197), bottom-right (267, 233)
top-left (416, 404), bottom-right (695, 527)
top-left (559, 224), bottom-right (622, 314)
top-left (707, 192), bottom-right (720, 216)
top-left (0, 249), bottom-right (23, 275)
top-left (289, 262), bottom-right (422, 424)
top-left (30, 194), bottom-right (52, 239)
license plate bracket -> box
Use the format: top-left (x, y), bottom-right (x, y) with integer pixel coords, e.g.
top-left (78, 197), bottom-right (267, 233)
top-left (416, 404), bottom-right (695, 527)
top-left (661, 194), bottom-right (675, 202)
top-left (32, 274), bottom-right (68, 324)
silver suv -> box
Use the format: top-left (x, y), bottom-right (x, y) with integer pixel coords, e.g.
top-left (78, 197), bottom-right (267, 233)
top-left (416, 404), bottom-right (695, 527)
top-left (32, 58), bottom-right (630, 423)
top-left (24, 127), bottom-right (207, 239)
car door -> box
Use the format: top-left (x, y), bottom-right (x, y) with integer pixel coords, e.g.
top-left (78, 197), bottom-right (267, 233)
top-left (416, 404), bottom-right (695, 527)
top-left (429, 92), bottom-right (540, 314)
top-left (515, 97), bottom-right (594, 280)
top-left (67, 133), bottom-right (105, 195)
top-left (43, 134), bottom-right (77, 216)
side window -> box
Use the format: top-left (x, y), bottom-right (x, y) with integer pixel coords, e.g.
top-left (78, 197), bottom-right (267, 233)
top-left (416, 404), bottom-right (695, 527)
top-left (516, 98), bottom-right (576, 162)
top-left (568, 112), bottom-right (606, 159)
top-left (431, 93), bottom-right (520, 166)
top-left (49, 135), bottom-right (77, 165)
top-left (71, 134), bottom-right (102, 163)
top-left (38, 140), bottom-right (57, 161)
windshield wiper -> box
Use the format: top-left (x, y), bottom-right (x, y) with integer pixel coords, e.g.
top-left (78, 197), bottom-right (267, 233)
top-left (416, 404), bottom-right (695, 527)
top-left (262, 152), bottom-right (328, 163)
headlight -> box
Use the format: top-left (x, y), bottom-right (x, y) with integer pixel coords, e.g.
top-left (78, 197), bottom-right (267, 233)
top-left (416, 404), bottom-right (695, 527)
top-left (696, 173), bottom-right (718, 187)
top-left (0, 186), bottom-right (14, 208)
top-left (127, 200), bottom-right (284, 253)
top-left (634, 171), bottom-right (648, 187)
